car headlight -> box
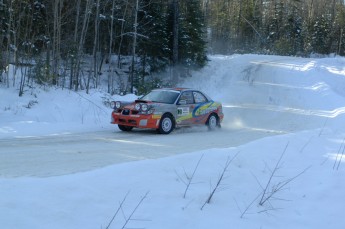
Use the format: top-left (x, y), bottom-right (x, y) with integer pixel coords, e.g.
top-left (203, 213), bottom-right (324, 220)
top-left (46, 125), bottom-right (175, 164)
top-left (115, 101), bottom-right (121, 109)
top-left (110, 101), bottom-right (116, 109)
top-left (135, 103), bottom-right (141, 111)
top-left (141, 104), bottom-right (148, 112)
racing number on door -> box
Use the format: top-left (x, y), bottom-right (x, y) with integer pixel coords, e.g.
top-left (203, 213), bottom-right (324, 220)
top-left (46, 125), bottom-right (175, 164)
top-left (177, 91), bottom-right (195, 124)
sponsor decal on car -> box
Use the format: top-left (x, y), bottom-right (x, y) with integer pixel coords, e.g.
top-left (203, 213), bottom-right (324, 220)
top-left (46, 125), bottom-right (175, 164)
top-left (177, 107), bottom-right (190, 116)
top-left (152, 114), bottom-right (162, 119)
top-left (176, 102), bottom-right (218, 123)
top-left (194, 102), bottom-right (219, 116)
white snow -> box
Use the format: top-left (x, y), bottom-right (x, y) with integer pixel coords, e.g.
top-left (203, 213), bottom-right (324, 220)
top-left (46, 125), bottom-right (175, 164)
top-left (1, 54), bottom-right (345, 229)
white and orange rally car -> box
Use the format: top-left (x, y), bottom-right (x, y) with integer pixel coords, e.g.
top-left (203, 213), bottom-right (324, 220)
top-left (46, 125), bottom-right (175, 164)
top-left (111, 88), bottom-right (224, 134)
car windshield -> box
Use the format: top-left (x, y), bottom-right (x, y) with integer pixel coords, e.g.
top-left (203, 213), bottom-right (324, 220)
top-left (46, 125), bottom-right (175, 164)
top-left (141, 90), bottom-right (180, 104)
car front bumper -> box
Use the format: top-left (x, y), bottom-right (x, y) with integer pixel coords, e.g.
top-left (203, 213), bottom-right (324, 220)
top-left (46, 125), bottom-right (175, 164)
top-left (111, 112), bottom-right (162, 129)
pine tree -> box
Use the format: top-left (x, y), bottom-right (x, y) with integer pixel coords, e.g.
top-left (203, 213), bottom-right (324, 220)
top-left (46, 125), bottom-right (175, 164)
top-left (137, 1), bottom-right (170, 72)
top-left (311, 15), bottom-right (331, 54)
top-left (179, 0), bottom-right (207, 70)
top-left (236, 0), bottom-right (256, 53)
top-left (135, 0), bottom-right (170, 93)
top-left (273, 1), bottom-right (303, 56)
top-left (0, 0), bottom-right (7, 77)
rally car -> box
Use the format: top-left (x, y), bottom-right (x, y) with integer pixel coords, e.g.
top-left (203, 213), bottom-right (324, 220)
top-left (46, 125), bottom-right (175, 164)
top-left (110, 88), bottom-right (224, 134)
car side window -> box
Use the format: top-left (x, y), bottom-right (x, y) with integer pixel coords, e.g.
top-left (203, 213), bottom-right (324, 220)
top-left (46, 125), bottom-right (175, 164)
top-left (179, 91), bottom-right (194, 104)
top-left (193, 91), bottom-right (207, 103)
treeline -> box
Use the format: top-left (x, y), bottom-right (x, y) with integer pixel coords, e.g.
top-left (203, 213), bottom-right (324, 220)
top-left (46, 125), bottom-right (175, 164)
top-left (0, 0), bottom-right (207, 95)
top-left (206, 0), bottom-right (345, 56)
top-left (1, 0), bottom-right (345, 95)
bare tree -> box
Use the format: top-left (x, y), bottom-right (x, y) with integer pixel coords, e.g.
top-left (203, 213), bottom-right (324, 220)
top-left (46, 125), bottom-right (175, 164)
top-left (51, 0), bottom-right (64, 85)
top-left (4, 0), bottom-right (13, 88)
top-left (172, 0), bottom-right (179, 85)
top-left (87, 0), bottom-right (100, 94)
top-left (18, 1), bottom-right (35, 96)
top-left (75, 0), bottom-right (93, 91)
top-left (107, 0), bottom-right (116, 94)
top-left (117, 1), bottom-right (129, 69)
top-left (69, 0), bottom-right (81, 90)
top-left (129, 0), bottom-right (139, 93)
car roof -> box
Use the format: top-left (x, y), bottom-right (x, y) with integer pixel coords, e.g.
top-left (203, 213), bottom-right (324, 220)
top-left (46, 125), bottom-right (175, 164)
top-left (152, 88), bottom-right (212, 101)
top-left (154, 88), bottom-right (192, 92)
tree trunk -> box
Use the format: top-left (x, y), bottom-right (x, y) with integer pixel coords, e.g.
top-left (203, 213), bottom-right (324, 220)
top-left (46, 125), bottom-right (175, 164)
top-left (117, 1), bottom-right (129, 69)
top-left (339, 28), bottom-right (343, 55)
top-left (172, 0), bottom-right (179, 85)
top-left (76, 0), bottom-right (92, 91)
top-left (87, 0), bottom-right (100, 94)
top-left (5, 0), bottom-right (13, 88)
top-left (130, 0), bottom-right (139, 93)
top-left (52, 0), bottom-right (63, 86)
top-left (108, 0), bottom-right (116, 94)
top-left (70, 0), bottom-right (81, 90)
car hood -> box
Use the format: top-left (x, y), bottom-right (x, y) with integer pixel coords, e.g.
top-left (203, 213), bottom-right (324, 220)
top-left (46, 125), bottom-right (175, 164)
top-left (122, 100), bottom-right (171, 110)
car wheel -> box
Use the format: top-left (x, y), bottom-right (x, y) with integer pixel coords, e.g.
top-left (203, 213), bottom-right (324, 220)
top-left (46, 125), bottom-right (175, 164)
top-left (118, 125), bottom-right (133, 131)
top-left (207, 114), bottom-right (219, 130)
top-left (158, 114), bottom-right (175, 134)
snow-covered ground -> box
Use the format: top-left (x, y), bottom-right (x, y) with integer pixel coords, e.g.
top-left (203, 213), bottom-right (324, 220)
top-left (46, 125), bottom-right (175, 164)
top-left (1, 54), bottom-right (345, 229)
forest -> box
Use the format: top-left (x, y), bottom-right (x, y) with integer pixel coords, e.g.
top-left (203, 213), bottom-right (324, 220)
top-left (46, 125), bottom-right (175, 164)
top-left (1, 0), bottom-right (345, 95)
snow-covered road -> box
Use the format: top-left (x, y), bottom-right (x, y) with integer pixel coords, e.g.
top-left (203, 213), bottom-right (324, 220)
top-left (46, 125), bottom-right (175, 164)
top-left (0, 102), bottom-right (331, 178)
top-left (0, 123), bottom-right (279, 177)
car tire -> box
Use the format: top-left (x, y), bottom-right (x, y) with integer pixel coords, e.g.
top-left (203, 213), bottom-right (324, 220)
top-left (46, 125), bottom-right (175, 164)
top-left (118, 125), bottom-right (133, 131)
top-left (158, 114), bottom-right (175, 134)
top-left (207, 114), bottom-right (219, 130)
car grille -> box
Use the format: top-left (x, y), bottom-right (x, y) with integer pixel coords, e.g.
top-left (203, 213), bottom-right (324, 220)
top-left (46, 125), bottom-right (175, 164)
top-left (122, 109), bottom-right (130, 115)
top-left (121, 109), bottom-right (139, 115)
top-left (119, 119), bottom-right (137, 125)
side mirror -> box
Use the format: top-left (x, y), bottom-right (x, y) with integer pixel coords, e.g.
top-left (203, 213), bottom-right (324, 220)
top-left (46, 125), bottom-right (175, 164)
top-left (178, 100), bottom-right (187, 105)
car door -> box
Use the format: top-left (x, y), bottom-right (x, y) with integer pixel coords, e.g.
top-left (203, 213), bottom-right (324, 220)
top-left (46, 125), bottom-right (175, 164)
top-left (176, 91), bottom-right (195, 125)
top-left (191, 91), bottom-right (211, 123)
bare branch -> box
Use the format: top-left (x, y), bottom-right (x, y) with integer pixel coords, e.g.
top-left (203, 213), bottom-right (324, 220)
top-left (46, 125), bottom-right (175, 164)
top-left (106, 191), bottom-right (130, 229)
top-left (257, 141), bottom-right (311, 207)
top-left (299, 136), bottom-right (314, 153)
top-left (333, 138), bottom-right (345, 170)
top-left (259, 142), bottom-right (289, 205)
top-left (201, 151), bottom-right (240, 210)
top-left (239, 192), bottom-right (262, 218)
top-left (183, 154), bottom-right (204, 198)
top-left (121, 191), bottom-right (149, 229)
